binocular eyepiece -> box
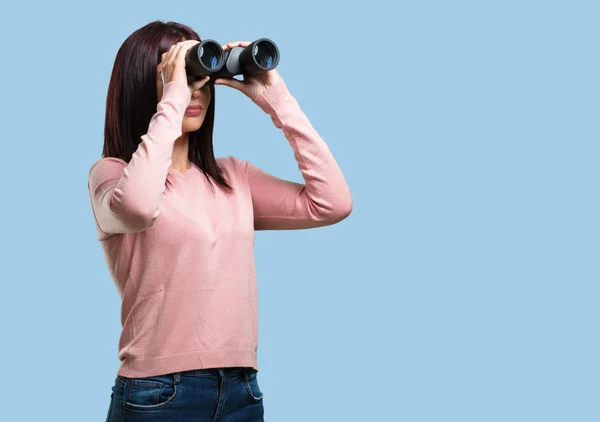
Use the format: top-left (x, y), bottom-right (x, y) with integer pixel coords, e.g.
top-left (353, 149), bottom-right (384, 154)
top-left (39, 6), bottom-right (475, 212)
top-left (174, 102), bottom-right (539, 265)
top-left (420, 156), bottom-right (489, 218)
top-left (185, 38), bottom-right (280, 83)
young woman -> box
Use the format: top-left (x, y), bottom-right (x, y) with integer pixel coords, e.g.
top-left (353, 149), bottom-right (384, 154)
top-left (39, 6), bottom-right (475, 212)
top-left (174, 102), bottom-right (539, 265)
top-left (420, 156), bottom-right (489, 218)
top-left (89, 20), bottom-right (352, 421)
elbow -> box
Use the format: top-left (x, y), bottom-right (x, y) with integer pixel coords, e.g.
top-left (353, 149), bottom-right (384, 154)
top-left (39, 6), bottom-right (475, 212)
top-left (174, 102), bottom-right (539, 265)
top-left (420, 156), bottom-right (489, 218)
top-left (334, 195), bottom-right (353, 222)
top-left (331, 180), bottom-right (354, 222)
top-left (320, 192), bottom-right (353, 224)
top-left (109, 195), bottom-right (159, 231)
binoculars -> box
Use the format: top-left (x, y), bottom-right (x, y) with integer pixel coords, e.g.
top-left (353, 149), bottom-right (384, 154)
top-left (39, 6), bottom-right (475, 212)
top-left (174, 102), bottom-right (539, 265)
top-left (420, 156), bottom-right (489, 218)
top-left (185, 38), bottom-right (280, 83)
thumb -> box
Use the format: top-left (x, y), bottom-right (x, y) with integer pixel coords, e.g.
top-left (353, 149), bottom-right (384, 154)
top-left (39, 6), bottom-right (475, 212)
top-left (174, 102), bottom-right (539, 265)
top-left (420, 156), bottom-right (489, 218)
top-left (214, 77), bottom-right (245, 91)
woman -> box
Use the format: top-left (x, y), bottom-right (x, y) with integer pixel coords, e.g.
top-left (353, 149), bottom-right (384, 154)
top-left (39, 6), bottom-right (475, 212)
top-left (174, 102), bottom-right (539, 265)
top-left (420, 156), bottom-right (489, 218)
top-left (89, 20), bottom-right (352, 421)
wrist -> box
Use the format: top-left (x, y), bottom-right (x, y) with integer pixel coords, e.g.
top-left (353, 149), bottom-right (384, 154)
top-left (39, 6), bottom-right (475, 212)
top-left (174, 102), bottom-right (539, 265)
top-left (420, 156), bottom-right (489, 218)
top-left (249, 71), bottom-right (282, 100)
top-left (162, 81), bottom-right (191, 108)
top-left (253, 77), bottom-right (290, 112)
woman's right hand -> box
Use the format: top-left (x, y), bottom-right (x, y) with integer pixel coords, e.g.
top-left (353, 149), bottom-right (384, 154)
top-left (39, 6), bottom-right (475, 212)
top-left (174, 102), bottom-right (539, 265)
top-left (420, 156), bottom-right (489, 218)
top-left (157, 40), bottom-right (208, 86)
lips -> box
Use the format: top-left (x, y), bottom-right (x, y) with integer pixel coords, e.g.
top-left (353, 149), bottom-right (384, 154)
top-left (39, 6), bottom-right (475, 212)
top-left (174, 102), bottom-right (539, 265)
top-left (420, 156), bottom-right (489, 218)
top-left (185, 105), bottom-right (203, 116)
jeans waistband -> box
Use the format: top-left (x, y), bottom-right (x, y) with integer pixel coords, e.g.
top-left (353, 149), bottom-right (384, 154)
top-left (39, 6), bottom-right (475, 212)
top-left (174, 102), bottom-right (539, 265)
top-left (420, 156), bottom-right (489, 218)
top-left (177, 366), bottom-right (252, 377)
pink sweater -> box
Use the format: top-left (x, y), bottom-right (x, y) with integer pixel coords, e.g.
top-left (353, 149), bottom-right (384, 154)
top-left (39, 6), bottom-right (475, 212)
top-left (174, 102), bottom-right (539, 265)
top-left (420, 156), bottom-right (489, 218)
top-left (88, 78), bottom-right (352, 378)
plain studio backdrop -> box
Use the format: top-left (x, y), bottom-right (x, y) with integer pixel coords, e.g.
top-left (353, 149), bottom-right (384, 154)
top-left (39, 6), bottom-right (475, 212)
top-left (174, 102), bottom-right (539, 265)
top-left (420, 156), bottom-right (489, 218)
top-left (0, 0), bottom-right (597, 421)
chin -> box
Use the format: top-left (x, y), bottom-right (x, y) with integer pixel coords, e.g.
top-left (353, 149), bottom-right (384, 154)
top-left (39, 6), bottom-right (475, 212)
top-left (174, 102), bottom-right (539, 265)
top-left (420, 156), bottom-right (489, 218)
top-left (182, 116), bottom-right (206, 133)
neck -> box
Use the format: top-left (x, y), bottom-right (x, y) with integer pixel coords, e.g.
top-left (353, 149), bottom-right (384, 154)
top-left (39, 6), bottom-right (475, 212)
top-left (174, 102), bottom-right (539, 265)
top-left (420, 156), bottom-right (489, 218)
top-left (171, 134), bottom-right (191, 172)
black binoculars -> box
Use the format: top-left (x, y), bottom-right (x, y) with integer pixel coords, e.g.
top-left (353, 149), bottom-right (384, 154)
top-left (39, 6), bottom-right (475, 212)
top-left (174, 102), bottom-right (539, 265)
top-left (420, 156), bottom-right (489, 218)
top-left (185, 38), bottom-right (280, 83)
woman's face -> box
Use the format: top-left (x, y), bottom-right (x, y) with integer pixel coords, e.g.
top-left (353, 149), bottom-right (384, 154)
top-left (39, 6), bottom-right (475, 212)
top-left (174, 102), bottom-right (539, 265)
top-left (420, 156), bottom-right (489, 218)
top-left (182, 80), bottom-right (211, 133)
top-left (156, 68), bottom-right (212, 134)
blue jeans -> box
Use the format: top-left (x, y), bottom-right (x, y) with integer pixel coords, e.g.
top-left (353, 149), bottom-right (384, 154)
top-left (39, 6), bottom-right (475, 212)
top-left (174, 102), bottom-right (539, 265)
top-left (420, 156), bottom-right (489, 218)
top-left (105, 367), bottom-right (264, 421)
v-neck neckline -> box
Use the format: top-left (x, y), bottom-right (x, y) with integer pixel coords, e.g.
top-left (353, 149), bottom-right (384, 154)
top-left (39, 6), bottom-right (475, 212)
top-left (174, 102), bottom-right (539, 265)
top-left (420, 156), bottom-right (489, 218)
top-left (168, 165), bottom-right (196, 177)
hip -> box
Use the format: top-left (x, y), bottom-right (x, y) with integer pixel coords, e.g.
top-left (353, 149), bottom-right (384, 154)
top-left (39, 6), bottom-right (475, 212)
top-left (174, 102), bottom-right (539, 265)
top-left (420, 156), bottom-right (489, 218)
top-left (105, 366), bottom-right (264, 421)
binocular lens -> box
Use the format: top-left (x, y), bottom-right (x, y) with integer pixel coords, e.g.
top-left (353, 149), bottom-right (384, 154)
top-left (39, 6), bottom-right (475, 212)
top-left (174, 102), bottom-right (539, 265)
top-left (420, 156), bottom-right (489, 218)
top-left (187, 38), bottom-right (279, 80)
top-left (200, 44), bottom-right (222, 69)
top-left (253, 42), bottom-right (277, 69)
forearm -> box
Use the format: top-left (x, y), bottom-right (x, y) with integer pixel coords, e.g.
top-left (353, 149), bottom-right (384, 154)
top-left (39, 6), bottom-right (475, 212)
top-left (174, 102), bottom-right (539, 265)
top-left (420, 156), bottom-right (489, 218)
top-left (89, 81), bottom-right (190, 234)
top-left (248, 79), bottom-right (353, 229)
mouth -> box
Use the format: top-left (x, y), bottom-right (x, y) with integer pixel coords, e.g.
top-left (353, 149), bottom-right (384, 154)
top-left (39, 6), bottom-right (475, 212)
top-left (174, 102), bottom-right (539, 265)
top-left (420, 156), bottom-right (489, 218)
top-left (185, 105), bottom-right (203, 116)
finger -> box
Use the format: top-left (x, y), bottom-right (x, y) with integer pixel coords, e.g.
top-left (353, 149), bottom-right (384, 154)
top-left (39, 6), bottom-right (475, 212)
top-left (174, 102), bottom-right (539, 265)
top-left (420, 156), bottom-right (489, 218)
top-left (222, 41), bottom-right (252, 51)
top-left (156, 63), bottom-right (162, 85)
top-left (163, 43), bottom-right (177, 62)
top-left (163, 44), bottom-right (175, 57)
top-left (170, 40), bottom-right (198, 64)
top-left (175, 41), bottom-right (197, 63)
top-left (223, 41), bottom-right (246, 49)
top-left (194, 75), bottom-right (211, 88)
top-left (166, 47), bottom-right (183, 80)
top-left (214, 77), bottom-right (244, 91)
top-left (176, 40), bottom-right (200, 51)
top-left (161, 46), bottom-right (176, 77)
top-left (160, 49), bottom-right (170, 68)
top-left (159, 44), bottom-right (177, 82)
top-left (163, 45), bottom-right (182, 82)
top-left (157, 61), bottom-right (167, 86)
top-left (157, 62), bottom-right (168, 86)
top-left (167, 44), bottom-right (183, 65)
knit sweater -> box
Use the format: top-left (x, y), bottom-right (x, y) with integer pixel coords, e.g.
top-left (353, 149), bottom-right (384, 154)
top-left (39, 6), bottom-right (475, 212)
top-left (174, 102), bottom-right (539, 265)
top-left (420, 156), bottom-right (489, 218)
top-left (88, 77), bottom-right (352, 378)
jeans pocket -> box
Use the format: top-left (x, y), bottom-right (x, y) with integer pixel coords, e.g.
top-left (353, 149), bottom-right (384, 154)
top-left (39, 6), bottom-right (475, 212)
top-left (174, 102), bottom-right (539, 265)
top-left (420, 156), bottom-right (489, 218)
top-left (243, 369), bottom-right (264, 403)
top-left (121, 374), bottom-right (178, 411)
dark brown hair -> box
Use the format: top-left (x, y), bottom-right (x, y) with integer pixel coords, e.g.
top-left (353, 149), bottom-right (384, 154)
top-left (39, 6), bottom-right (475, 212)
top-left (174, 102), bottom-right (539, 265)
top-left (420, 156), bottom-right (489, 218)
top-left (103, 20), bottom-right (232, 193)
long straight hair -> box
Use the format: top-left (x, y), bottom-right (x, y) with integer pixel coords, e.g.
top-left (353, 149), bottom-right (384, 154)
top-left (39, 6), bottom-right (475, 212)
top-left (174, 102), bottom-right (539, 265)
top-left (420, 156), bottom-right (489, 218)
top-left (103, 20), bottom-right (233, 194)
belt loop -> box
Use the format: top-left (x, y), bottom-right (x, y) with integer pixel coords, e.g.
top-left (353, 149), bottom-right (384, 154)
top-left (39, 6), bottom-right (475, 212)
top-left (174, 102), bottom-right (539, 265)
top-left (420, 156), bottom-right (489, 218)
top-left (173, 373), bottom-right (181, 384)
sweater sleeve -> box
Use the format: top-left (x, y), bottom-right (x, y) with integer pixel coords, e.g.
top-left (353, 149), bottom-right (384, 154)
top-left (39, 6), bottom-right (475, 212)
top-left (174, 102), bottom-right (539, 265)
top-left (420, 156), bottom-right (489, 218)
top-left (238, 78), bottom-right (353, 231)
top-left (88, 81), bottom-right (191, 235)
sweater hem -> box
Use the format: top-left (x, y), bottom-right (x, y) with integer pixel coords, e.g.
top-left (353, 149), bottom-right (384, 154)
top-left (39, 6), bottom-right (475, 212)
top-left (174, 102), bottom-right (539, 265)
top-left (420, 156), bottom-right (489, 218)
top-left (117, 349), bottom-right (258, 378)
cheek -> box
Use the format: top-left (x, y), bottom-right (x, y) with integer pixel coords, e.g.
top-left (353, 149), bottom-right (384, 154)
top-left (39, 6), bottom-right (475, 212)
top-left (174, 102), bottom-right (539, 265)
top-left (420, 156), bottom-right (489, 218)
top-left (203, 88), bottom-right (212, 104)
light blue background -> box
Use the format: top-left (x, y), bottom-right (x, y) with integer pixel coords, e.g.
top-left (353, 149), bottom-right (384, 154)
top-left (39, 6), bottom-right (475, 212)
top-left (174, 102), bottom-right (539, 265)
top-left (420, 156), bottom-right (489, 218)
top-left (0, 0), bottom-right (597, 420)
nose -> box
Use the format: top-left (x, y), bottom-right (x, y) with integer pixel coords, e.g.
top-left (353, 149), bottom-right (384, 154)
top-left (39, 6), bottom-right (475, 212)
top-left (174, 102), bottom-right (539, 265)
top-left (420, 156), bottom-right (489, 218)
top-left (190, 80), bottom-right (208, 96)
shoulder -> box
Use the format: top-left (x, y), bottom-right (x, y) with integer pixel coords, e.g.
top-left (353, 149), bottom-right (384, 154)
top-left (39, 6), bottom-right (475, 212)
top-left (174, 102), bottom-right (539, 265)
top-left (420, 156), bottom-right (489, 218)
top-left (216, 156), bottom-right (254, 189)
top-left (217, 155), bottom-right (248, 174)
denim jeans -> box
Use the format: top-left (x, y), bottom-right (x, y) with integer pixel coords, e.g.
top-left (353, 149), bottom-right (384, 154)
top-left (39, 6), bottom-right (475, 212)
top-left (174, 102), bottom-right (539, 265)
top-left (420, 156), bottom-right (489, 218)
top-left (105, 366), bottom-right (264, 421)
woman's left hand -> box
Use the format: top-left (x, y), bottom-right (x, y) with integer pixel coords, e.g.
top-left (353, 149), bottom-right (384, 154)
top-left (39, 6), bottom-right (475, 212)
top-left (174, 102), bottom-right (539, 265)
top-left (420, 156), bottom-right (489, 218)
top-left (214, 41), bottom-right (282, 100)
